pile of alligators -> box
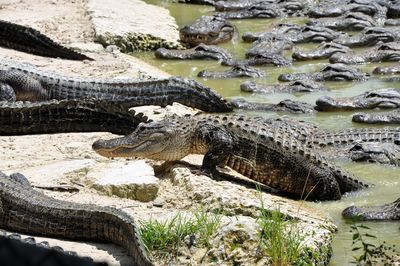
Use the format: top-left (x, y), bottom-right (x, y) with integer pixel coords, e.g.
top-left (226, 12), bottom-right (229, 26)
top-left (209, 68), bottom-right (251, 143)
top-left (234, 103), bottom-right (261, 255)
top-left (1, 0), bottom-right (400, 265)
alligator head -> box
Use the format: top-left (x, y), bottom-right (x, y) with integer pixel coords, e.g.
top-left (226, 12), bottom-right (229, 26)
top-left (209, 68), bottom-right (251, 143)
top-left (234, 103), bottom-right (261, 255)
top-left (179, 15), bottom-right (235, 47)
top-left (198, 64), bottom-right (265, 78)
top-left (307, 12), bottom-right (377, 31)
top-left (352, 109), bottom-right (400, 124)
top-left (316, 88), bottom-right (400, 111)
top-left (336, 27), bottom-right (397, 47)
top-left (292, 41), bottom-right (352, 60)
top-left (373, 65), bottom-right (400, 75)
top-left (342, 198), bottom-right (400, 221)
top-left (349, 142), bottom-right (400, 166)
top-left (92, 118), bottom-right (192, 161)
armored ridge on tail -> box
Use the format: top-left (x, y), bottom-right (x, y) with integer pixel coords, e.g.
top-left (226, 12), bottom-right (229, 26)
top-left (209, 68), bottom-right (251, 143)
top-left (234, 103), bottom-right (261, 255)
top-left (0, 20), bottom-right (92, 61)
top-left (0, 60), bottom-right (232, 112)
top-left (0, 171), bottom-right (153, 266)
top-left (0, 99), bottom-right (148, 136)
top-left (92, 113), bottom-right (367, 201)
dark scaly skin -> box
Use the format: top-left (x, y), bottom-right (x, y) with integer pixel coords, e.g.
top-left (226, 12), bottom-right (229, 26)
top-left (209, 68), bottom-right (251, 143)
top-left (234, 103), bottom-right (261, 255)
top-left (342, 198), bottom-right (400, 220)
top-left (330, 41), bottom-right (400, 64)
top-left (0, 99), bottom-right (147, 136)
top-left (0, 60), bottom-right (232, 112)
top-left (198, 64), bottom-right (265, 78)
top-left (373, 64), bottom-right (400, 74)
top-left (0, 20), bottom-right (92, 61)
top-left (335, 27), bottom-right (400, 48)
top-left (231, 98), bottom-right (315, 114)
top-left (216, 4), bottom-right (283, 19)
top-left (315, 88), bottom-right (400, 111)
top-left (0, 171), bottom-right (153, 266)
top-left (215, 0), bottom-right (306, 13)
top-left (92, 113), bottom-right (367, 201)
top-left (353, 109), bottom-right (400, 124)
top-left (179, 16), bottom-right (235, 47)
top-left (278, 63), bottom-right (369, 82)
top-left (154, 44), bottom-right (234, 64)
top-left (240, 80), bottom-right (326, 94)
top-left (292, 42), bottom-right (352, 61)
top-left (307, 12), bottom-right (380, 31)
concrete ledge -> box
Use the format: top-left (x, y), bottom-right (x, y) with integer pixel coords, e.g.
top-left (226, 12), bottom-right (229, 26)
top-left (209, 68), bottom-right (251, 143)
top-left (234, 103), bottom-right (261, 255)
top-left (88, 160), bottom-right (159, 202)
top-left (87, 0), bottom-right (183, 51)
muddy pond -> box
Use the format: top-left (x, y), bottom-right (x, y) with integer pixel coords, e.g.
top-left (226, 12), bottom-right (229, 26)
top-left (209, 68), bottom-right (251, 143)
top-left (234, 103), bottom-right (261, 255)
top-left (136, 1), bottom-right (399, 265)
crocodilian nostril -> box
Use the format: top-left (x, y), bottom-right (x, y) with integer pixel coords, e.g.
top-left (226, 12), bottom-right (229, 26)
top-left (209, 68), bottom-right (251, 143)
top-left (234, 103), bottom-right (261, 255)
top-left (92, 139), bottom-right (106, 150)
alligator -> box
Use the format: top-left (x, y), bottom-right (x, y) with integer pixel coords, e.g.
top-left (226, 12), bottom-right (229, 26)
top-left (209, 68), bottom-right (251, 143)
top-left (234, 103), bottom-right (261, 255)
top-left (315, 88), bottom-right (400, 111)
top-left (215, 0), bottom-right (307, 14)
top-left (0, 60), bottom-right (232, 112)
top-left (292, 42), bottom-right (352, 61)
top-left (0, 99), bottom-right (148, 136)
top-left (352, 109), bottom-right (400, 124)
top-left (0, 170), bottom-right (153, 265)
top-left (154, 44), bottom-right (234, 64)
top-left (0, 230), bottom-right (104, 266)
top-left (335, 27), bottom-right (400, 48)
top-left (197, 64), bottom-right (265, 78)
top-left (178, 0), bottom-right (215, 5)
top-left (240, 36), bottom-right (293, 66)
top-left (242, 24), bottom-right (344, 43)
top-left (240, 80), bottom-right (326, 94)
top-left (349, 142), bottom-right (400, 166)
top-left (373, 65), bottom-right (400, 74)
top-left (179, 15), bottom-right (235, 47)
top-left (230, 98), bottom-right (315, 113)
top-left (306, 12), bottom-right (380, 31)
top-left (308, 0), bottom-right (387, 19)
top-left (330, 41), bottom-right (400, 64)
top-left (278, 63), bottom-right (369, 82)
top-left (92, 113), bottom-right (368, 201)
top-left (216, 4), bottom-right (283, 19)
top-left (0, 20), bottom-right (92, 61)
top-left (342, 198), bottom-right (400, 220)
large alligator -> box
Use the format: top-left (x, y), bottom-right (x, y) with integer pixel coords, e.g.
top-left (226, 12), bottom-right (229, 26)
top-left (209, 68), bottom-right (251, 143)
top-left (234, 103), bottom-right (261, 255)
top-left (308, 0), bottom-right (387, 19)
top-left (0, 99), bottom-right (147, 136)
top-left (0, 60), bottom-right (232, 112)
top-left (349, 142), bottom-right (400, 166)
top-left (330, 41), bottom-right (400, 64)
top-left (315, 88), bottom-right (400, 111)
top-left (215, 0), bottom-right (307, 14)
top-left (240, 80), bottom-right (326, 94)
top-left (197, 64), bottom-right (265, 78)
top-left (335, 27), bottom-right (400, 47)
top-left (307, 12), bottom-right (380, 31)
top-left (292, 42), bottom-right (352, 61)
top-left (92, 113), bottom-right (368, 201)
top-left (154, 44), bottom-right (234, 64)
top-left (216, 4), bottom-right (283, 19)
top-left (278, 63), bottom-right (369, 82)
top-left (241, 36), bottom-right (293, 66)
top-left (342, 198), bottom-right (400, 220)
top-left (352, 109), bottom-right (400, 124)
top-left (242, 24), bottom-right (344, 43)
top-left (0, 20), bottom-right (92, 61)
top-left (0, 170), bottom-right (153, 265)
top-left (373, 64), bottom-right (400, 74)
top-left (179, 15), bottom-right (235, 47)
top-left (230, 98), bottom-right (315, 113)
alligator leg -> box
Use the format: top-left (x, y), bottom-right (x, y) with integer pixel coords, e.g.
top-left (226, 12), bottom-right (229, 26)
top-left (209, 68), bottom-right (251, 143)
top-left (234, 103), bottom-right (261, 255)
top-left (0, 83), bottom-right (16, 101)
top-left (0, 70), bottom-right (48, 100)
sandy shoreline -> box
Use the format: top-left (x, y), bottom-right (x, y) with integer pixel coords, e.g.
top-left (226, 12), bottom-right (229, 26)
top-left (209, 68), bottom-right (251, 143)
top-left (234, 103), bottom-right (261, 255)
top-left (0, 0), bottom-right (335, 265)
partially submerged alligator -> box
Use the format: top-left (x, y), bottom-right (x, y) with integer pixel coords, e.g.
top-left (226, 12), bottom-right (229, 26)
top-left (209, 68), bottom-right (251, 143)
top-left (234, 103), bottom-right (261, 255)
top-left (0, 60), bottom-right (232, 112)
top-left (0, 20), bottom-right (92, 61)
top-left (349, 142), bottom-right (400, 166)
top-left (316, 88), bottom-right (400, 111)
top-left (0, 99), bottom-right (147, 136)
top-left (92, 113), bottom-right (367, 201)
top-left (179, 15), bottom-right (235, 47)
top-left (353, 109), bottom-right (400, 124)
top-left (0, 171), bottom-right (153, 265)
top-left (198, 64), bottom-right (265, 78)
top-left (278, 63), bottom-right (369, 82)
top-left (335, 27), bottom-right (400, 47)
top-left (154, 44), bottom-right (234, 64)
top-left (240, 80), bottom-right (326, 94)
top-left (342, 198), bottom-right (400, 220)
top-left (373, 64), bottom-right (400, 74)
top-left (230, 98), bottom-right (315, 113)
top-left (330, 41), bottom-right (400, 64)
top-left (292, 42), bottom-right (352, 61)
top-left (306, 12), bottom-right (381, 31)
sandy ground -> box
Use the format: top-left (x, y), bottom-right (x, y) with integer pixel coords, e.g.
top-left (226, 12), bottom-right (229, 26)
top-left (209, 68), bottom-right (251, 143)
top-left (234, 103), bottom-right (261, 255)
top-left (0, 0), bottom-right (334, 265)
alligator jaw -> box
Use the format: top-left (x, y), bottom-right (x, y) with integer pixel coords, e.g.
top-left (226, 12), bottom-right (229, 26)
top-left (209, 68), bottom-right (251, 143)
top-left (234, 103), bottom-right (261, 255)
top-left (315, 96), bottom-right (355, 111)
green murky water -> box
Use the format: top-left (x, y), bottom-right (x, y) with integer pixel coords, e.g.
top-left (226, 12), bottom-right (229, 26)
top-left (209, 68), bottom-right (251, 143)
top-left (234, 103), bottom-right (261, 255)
top-left (139, 1), bottom-right (400, 264)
